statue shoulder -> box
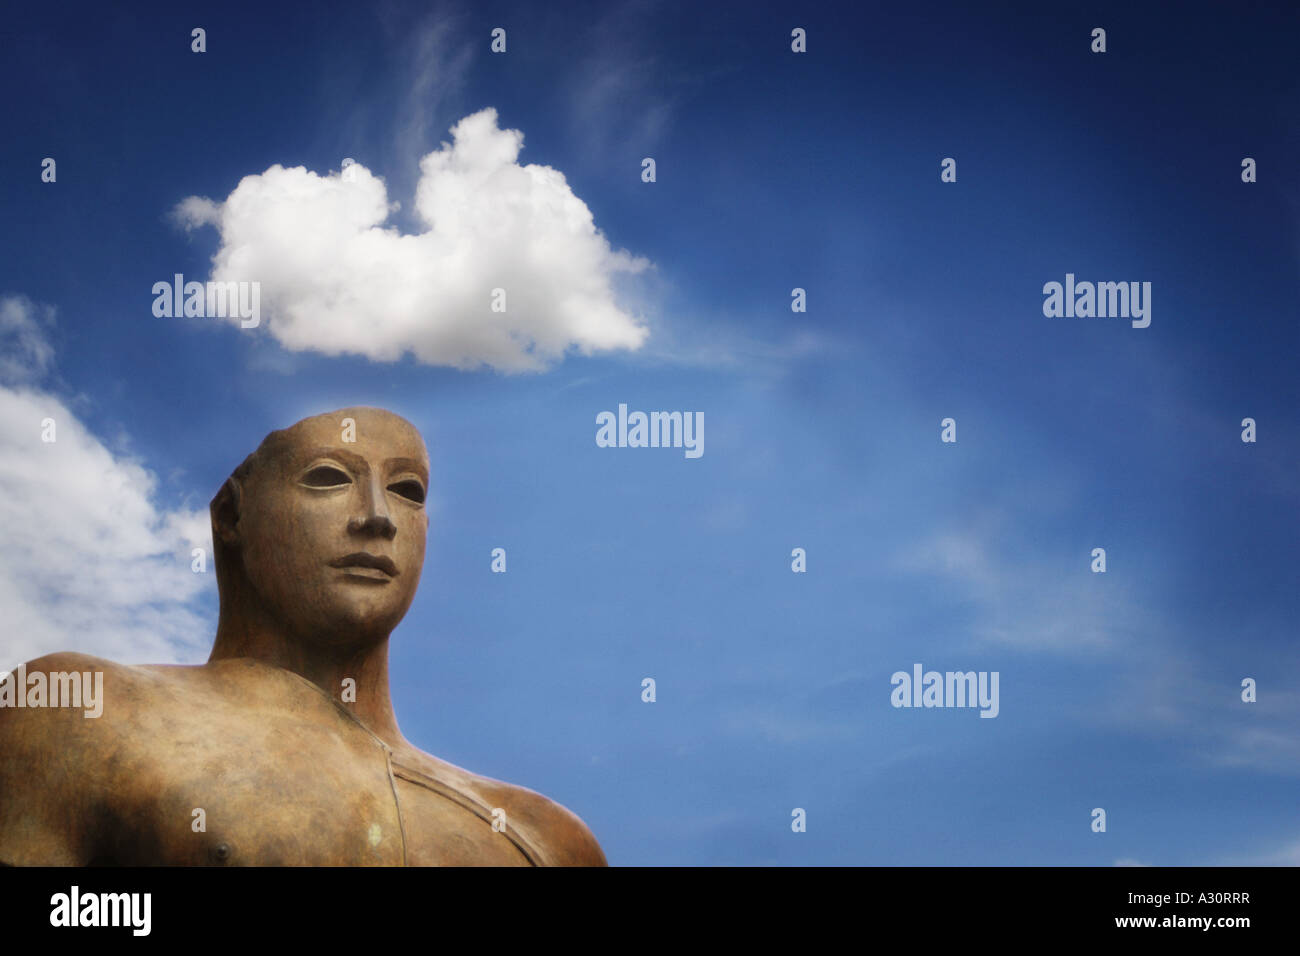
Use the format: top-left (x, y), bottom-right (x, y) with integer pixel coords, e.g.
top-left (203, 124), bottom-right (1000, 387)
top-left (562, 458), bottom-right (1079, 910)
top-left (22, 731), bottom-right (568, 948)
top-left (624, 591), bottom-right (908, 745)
top-left (474, 774), bottom-right (608, 866)
top-left (0, 651), bottom-right (144, 864)
top-left (0, 652), bottom-right (201, 745)
top-left (8, 649), bottom-right (125, 677)
top-left (393, 745), bottom-right (607, 866)
top-left (1, 651), bottom-right (127, 726)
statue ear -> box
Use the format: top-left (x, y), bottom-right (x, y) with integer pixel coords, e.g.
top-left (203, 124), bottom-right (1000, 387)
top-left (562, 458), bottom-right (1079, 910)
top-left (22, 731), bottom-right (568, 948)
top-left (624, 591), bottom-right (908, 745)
top-left (211, 477), bottom-right (243, 547)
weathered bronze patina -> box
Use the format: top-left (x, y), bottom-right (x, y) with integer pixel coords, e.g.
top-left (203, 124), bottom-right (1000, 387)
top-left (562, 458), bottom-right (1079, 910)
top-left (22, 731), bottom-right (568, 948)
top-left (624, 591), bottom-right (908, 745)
top-left (0, 407), bottom-right (606, 865)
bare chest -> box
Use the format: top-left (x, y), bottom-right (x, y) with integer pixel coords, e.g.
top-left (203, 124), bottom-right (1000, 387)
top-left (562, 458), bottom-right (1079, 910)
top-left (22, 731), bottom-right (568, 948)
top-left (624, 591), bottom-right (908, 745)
top-left (94, 706), bottom-right (528, 866)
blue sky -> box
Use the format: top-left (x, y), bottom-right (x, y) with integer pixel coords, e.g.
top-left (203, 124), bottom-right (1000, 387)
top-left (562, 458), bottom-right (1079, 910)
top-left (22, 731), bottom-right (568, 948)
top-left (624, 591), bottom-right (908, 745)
top-left (1, 0), bottom-right (1297, 865)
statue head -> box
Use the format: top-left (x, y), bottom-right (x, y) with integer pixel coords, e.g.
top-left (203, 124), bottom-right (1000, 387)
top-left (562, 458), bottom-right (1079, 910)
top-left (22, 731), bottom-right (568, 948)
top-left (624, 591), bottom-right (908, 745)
top-left (209, 407), bottom-right (429, 649)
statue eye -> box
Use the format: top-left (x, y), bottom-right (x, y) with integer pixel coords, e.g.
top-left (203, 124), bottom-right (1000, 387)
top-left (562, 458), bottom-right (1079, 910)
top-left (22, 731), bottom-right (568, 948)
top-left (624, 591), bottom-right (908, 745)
top-left (301, 465), bottom-right (351, 488)
top-left (388, 479), bottom-right (425, 504)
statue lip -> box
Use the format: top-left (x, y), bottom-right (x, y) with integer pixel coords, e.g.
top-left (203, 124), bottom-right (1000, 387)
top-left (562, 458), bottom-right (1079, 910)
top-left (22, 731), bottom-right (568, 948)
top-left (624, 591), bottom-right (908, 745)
top-left (329, 552), bottom-right (399, 577)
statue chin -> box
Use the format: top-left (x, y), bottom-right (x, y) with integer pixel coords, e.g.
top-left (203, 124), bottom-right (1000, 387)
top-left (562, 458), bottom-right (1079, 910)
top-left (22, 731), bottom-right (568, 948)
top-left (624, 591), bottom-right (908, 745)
top-left (266, 598), bottom-right (404, 650)
top-left (243, 574), bottom-right (415, 646)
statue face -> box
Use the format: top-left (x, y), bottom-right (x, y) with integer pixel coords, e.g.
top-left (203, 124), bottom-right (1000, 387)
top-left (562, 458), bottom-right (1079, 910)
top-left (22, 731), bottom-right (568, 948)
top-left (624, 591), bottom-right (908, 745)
top-left (233, 408), bottom-right (430, 644)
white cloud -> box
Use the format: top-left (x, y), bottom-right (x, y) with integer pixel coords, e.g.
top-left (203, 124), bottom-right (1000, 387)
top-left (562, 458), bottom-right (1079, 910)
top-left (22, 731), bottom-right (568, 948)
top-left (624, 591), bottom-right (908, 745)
top-left (0, 296), bottom-right (56, 384)
top-left (169, 195), bottom-right (220, 230)
top-left (0, 297), bottom-right (212, 670)
top-left (175, 107), bottom-right (651, 372)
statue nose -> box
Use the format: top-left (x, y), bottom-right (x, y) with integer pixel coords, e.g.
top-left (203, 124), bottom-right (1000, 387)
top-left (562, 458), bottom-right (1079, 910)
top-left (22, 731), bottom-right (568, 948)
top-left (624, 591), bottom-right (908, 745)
top-left (348, 513), bottom-right (396, 538)
top-left (348, 476), bottom-right (397, 539)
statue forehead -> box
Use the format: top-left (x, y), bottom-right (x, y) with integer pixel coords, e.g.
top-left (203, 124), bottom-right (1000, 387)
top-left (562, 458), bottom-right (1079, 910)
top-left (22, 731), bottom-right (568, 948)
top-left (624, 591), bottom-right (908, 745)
top-left (259, 408), bottom-right (428, 468)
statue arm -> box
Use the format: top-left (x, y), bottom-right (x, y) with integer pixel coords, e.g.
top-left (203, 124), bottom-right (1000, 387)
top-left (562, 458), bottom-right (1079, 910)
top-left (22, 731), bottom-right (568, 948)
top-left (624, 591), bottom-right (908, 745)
top-left (515, 790), bottom-right (609, 866)
top-left (0, 654), bottom-right (104, 865)
top-left (550, 808), bottom-right (608, 866)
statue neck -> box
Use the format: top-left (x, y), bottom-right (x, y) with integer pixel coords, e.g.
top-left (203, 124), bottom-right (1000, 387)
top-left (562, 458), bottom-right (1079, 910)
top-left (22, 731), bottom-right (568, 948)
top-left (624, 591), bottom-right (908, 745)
top-left (209, 603), bottom-right (408, 749)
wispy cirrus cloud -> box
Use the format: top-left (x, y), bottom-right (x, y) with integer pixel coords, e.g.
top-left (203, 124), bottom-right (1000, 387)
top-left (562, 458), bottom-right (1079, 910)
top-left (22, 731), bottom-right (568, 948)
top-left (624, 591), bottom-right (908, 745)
top-left (896, 515), bottom-right (1300, 776)
top-left (561, 1), bottom-right (678, 163)
top-left (893, 521), bottom-right (1151, 653)
top-left (1215, 834), bottom-right (1300, 866)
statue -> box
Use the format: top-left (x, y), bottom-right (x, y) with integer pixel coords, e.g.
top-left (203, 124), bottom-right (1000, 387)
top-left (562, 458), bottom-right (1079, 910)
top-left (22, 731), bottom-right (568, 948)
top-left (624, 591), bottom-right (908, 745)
top-left (0, 407), bottom-right (606, 865)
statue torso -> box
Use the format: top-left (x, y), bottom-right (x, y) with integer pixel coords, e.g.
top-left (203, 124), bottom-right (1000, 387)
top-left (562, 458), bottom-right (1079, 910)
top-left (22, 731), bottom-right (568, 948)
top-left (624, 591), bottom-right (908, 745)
top-left (84, 659), bottom-right (538, 866)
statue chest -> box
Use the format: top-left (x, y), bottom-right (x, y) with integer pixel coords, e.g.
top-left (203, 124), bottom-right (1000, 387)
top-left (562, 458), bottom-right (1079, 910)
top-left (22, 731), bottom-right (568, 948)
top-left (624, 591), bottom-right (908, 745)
top-left (95, 707), bottom-right (529, 866)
